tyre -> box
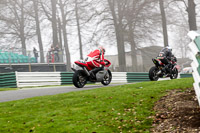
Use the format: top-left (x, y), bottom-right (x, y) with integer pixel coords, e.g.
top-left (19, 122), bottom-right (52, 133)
top-left (149, 66), bottom-right (159, 81)
top-left (101, 69), bottom-right (112, 86)
top-left (170, 68), bottom-right (178, 79)
top-left (73, 70), bottom-right (87, 88)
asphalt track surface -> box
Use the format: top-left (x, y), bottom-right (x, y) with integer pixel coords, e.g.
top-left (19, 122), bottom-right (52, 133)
top-left (0, 84), bottom-right (124, 103)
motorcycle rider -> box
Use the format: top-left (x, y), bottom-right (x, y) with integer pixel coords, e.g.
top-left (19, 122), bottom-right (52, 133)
top-left (86, 46), bottom-right (106, 79)
top-left (158, 46), bottom-right (174, 75)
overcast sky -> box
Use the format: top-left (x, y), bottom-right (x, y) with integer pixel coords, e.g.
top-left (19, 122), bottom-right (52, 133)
top-left (1, 0), bottom-right (200, 62)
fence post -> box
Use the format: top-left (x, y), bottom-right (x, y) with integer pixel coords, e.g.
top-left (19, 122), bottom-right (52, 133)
top-left (15, 71), bottom-right (19, 88)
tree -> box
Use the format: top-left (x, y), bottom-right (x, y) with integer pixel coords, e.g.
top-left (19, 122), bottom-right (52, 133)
top-left (172, 0), bottom-right (197, 31)
top-left (72, 0), bottom-right (102, 59)
top-left (58, 0), bottom-right (71, 71)
top-left (75, 0), bottom-right (83, 59)
top-left (159, 0), bottom-right (169, 47)
top-left (107, 0), bottom-right (126, 72)
top-left (58, 17), bottom-right (64, 62)
top-left (10, 0), bottom-right (27, 55)
top-left (19, 0), bottom-right (26, 55)
top-left (0, 0), bottom-right (35, 55)
top-left (124, 0), bottom-right (139, 72)
top-left (40, 0), bottom-right (71, 67)
top-left (99, 0), bottom-right (162, 72)
top-left (32, 0), bottom-right (45, 63)
top-left (51, 0), bottom-right (59, 47)
top-left (123, 0), bottom-right (161, 71)
top-left (187, 0), bottom-right (197, 30)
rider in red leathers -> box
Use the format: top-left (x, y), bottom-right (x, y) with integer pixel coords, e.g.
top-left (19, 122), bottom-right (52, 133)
top-left (86, 46), bottom-right (106, 78)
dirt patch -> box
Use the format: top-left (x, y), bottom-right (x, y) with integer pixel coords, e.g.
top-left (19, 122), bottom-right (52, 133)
top-left (151, 88), bottom-right (200, 133)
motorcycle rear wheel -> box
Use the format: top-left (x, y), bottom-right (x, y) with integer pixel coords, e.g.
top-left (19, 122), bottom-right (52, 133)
top-left (149, 66), bottom-right (159, 81)
top-left (170, 68), bottom-right (178, 79)
top-left (101, 70), bottom-right (112, 86)
top-left (73, 70), bottom-right (87, 88)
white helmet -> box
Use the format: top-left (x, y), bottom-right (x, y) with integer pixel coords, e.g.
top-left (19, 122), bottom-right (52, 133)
top-left (166, 46), bottom-right (172, 52)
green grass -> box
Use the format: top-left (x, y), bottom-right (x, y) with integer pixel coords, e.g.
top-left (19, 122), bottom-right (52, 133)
top-left (18, 83), bottom-right (96, 89)
top-left (18, 84), bottom-right (74, 89)
top-left (0, 78), bottom-right (193, 133)
top-left (0, 88), bottom-right (18, 91)
top-left (0, 84), bottom-right (96, 91)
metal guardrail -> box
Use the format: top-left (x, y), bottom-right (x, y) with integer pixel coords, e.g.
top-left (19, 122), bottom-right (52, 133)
top-left (179, 74), bottom-right (193, 78)
top-left (0, 72), bottom-right (17, 88)
top-left (112, 72), bottom-right (127, 83)
top-left (0, 71), bottom-right (191, 88)
top-left (127, 72), bottom-right (150, 83)
top-left (16, 72), bottom-right (61, 87)
top-left (14, 72), bottom-right (152, 88)
top-left (61, 72), bottom-right (73, 85)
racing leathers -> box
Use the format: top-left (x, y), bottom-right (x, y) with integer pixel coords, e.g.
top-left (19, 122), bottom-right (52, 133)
top-left (86, 47), bottom-right (105, 78)
top-left (158, 47), bottom-right (173, 74)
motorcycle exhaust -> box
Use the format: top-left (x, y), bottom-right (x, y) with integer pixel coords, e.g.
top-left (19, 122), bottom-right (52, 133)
top-left (156, 70), bottom-right (161, 75)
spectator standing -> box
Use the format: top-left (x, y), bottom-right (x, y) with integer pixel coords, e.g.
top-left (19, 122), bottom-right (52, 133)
top-left (54, 45), bottom-right (60, 62)
top-left (47, 45), bottom-right (55, 63)
top-left (33, 47), bottom-right (39, 63)
top-left (47, 48), bottom-right (52, 63)
top-left (50, 45), bottom-right (55, 63)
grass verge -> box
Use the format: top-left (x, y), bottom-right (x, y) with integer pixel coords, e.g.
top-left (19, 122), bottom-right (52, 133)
top-left (0, 78), bottom-right (193, 133)
top-left (18, 83), bottom-right (96, 90)
top-left (0, 88), bottom-right (18, 91)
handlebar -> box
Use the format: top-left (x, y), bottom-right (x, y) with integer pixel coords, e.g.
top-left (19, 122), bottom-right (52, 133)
top-left (104, 59), bottom-right (111, 67)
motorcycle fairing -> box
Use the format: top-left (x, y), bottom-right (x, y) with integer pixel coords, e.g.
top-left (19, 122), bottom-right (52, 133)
top-left (152, 58), bottom-right (164, 66)
top-left (74, 60), bottom-right (93, 70)
top-left (96, 70), bottom-right (108, 82)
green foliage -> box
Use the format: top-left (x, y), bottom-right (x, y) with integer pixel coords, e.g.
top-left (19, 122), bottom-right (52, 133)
top-left (0, 78), bottom-right (193, 133)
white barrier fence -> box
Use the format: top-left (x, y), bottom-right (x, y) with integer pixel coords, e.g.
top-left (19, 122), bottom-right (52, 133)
top-left (112, 72), bottom-right (127, 83)
top-left (188, 31), bottom-right (200, 106)
top-left (15, 72), bottom-right (151, 88)
top-left (15, 72), bottom-right (129, 88)
top-left (16, 72), bottom-right (61, 87)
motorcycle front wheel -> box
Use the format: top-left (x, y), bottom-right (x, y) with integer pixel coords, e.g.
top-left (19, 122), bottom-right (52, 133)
top-left (101, 69), bottom-right (112, 86)
top-left (170, 67), bottom-right (178, 79)
top-left (149, 66), bottom-right (159, 81)
top-left (73, 70), bottom-right (87, 88)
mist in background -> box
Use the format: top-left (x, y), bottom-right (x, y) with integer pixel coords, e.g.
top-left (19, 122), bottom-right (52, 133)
top-left (0, 0), bottom-right (199, 71)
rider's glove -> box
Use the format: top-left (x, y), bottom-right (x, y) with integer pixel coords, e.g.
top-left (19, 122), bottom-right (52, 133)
top-left (100, 61), bottom-right (105, 66)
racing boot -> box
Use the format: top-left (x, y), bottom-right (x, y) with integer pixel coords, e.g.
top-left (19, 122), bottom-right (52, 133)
top-left (167, 64), bottom-right (172, 75)
top-left (162, 65), bottom-right (168, 78)
top-left (89, 71), bottom-right (96, 80)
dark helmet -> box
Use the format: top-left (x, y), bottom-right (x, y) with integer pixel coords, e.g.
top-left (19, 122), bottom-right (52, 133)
top-left (166, 46), bottom-right (172, 52)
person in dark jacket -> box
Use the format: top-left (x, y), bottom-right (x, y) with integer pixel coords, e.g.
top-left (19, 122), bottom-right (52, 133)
top-left (54, 45), bottom-right (60, 62)
top-left (158, 46), bottom-right (173, 74)
top-left (33, 47), bottom-right (39, 63)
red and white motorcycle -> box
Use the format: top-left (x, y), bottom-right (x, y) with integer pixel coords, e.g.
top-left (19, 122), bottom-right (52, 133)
top-left (71, 59), bottom-right (112, 88)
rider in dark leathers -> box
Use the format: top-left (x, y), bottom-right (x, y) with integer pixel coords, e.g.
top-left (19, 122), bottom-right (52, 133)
top-left (158, 46), bottom-right (174, 75)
